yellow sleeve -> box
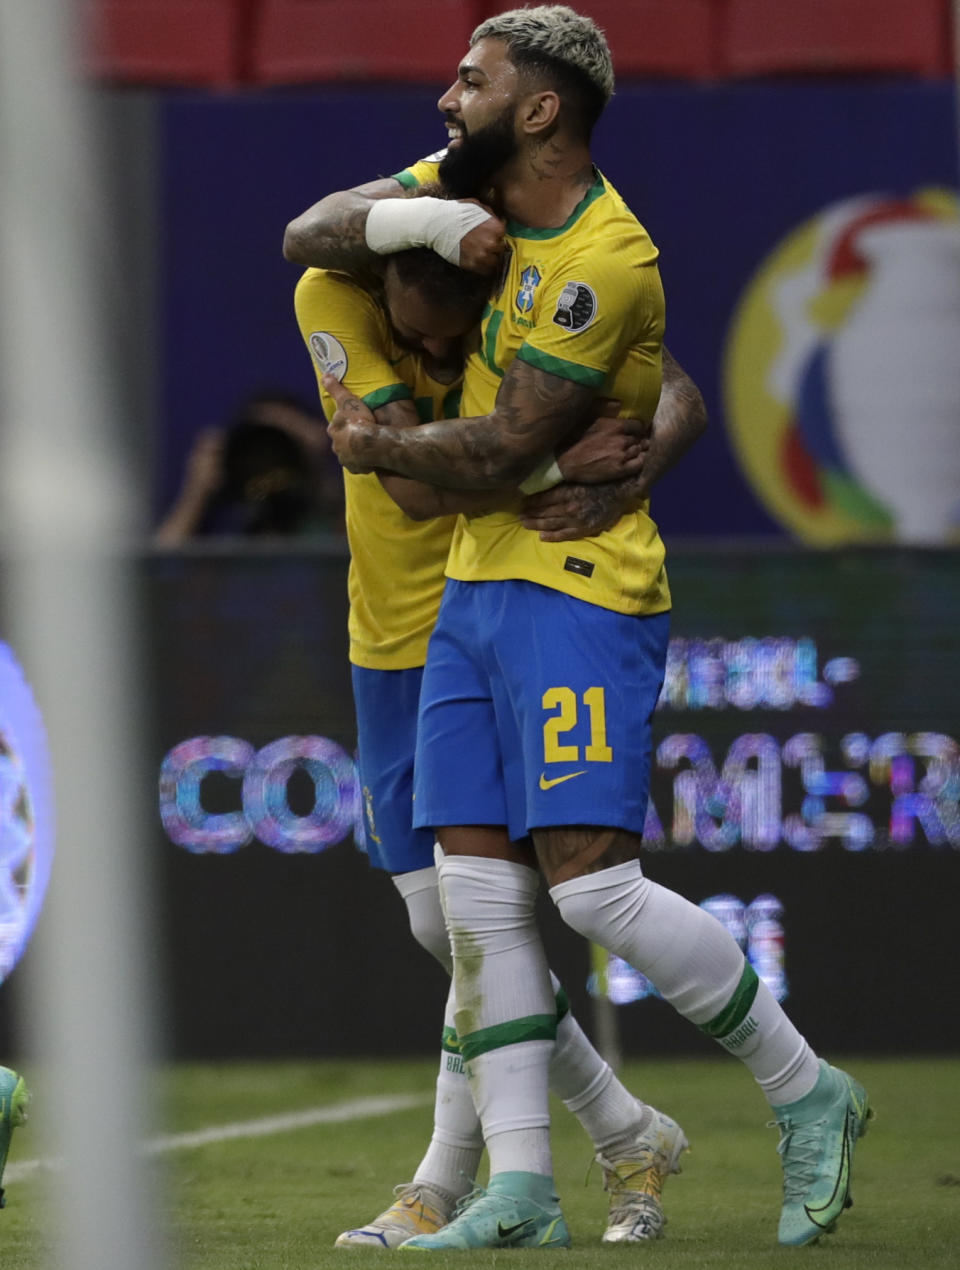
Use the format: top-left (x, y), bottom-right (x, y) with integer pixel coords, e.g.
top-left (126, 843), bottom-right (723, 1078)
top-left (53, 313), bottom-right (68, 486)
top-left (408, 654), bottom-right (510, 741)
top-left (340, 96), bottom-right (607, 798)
top-left (294, 269), bottom-right (411, 419)
top-left (517, 247), bottom-right (665, 389)
top-left (391, 153), bottom-right (444, 190)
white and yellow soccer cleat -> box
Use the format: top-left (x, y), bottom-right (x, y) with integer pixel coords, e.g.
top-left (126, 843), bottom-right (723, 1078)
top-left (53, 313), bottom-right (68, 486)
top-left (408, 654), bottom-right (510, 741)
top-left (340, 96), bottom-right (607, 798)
top-left (596, 1109), bottom-right (689, 1242)
top-left (335, 1182), bottom-right (452, 1249)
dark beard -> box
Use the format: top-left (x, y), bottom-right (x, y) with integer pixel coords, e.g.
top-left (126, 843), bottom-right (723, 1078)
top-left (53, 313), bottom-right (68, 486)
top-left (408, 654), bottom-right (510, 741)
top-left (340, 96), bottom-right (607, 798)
top-left (438, 108), bottom-right (517, 200)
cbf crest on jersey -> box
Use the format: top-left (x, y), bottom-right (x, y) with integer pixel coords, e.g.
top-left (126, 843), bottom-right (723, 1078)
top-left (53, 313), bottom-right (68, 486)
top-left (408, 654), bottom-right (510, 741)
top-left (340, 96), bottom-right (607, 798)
top-left (309, 331), bottom-right (348, 381)
top-left (516, 265), bottom-right (542, 314)
top-left (553, 281), bottom-right (597, 332)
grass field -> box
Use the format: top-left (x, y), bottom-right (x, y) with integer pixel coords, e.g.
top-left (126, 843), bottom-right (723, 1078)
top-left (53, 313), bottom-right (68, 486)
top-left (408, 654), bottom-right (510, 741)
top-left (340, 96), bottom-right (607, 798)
top-left (2, 1056), bottom-right (958, 1268)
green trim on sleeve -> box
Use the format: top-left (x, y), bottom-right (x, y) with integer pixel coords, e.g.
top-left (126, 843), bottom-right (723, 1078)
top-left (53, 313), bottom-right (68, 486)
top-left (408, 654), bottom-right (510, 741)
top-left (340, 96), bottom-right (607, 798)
top-left (517, 344), bottom-right (607, 388)
top-left (362, 383), bottom-right (413, 410)
top-left (391, 170), bottom-right (419, 189)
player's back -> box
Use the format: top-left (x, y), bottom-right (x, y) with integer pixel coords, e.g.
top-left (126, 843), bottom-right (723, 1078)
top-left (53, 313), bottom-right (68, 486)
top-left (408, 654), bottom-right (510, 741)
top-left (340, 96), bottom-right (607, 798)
top-left (295, 268), bottom-right (460, 669)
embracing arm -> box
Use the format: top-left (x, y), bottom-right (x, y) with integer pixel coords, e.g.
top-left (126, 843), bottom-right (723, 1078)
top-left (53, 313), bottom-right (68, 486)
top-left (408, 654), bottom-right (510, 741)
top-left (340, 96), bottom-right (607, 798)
top-left (520, 347), bottom-right (708, 541)
top-left (326, 359), bottom-right (598, 490)
top-left (368, 398), bottom-right (510, 519)
top-left (283, 178), bottom-right (402, 273)
top-left (283, 178), bottom-right (505, 274)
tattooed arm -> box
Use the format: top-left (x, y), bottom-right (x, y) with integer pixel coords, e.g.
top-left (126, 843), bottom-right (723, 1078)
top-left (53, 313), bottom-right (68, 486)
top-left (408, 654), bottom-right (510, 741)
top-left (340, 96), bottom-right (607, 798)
top-left (368, 399), bottom-right (510, 519)
top-left (520, 347), bottom-right (708, 541)
top-left (283, 178), bottom-right (402, 275)
top-left (325, 359), bottom-right (599, 490)
top-left (283, 179), bottom-right (505, 275)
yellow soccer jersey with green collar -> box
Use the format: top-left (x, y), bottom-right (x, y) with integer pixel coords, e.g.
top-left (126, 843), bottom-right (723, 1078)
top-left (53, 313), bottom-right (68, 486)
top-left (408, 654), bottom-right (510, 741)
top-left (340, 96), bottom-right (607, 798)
top-left (295, 267), bottom-right (460, 669)
top-left (392, 157), bottom-right (670, 617)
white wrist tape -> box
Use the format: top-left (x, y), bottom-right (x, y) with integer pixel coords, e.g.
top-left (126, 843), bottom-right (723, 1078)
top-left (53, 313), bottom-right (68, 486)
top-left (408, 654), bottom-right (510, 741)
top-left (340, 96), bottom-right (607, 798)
top-left (519, 453), bottom-right (564, 495)
top-left (365, 197), bottom-right (492, 265)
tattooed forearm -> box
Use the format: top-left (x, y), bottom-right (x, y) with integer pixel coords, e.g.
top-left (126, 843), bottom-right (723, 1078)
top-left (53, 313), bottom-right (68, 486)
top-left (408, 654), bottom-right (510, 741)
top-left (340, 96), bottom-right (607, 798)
top-left (343, 360), bottom-right (597, 489)
top-left (379, 474), bottom-right (509, 521)
top-left (282, 180), bottom-right (401, 272)
top-left (637, 346), bottom-right (708, 493)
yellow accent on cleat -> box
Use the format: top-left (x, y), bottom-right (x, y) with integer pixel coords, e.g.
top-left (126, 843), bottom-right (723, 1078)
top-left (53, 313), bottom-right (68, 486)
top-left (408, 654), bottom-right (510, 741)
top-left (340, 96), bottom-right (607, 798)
top-left (335, 1183), bottom-right (451, 1249)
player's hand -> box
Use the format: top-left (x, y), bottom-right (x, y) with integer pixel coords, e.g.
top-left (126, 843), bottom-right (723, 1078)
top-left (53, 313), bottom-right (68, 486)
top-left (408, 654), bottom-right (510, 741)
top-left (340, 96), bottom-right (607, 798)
top-left (457, 200), bottom-right (506, 274)
top-left (557, 401), bottom-right (651, 484)
top-left (322, 374), bottom-right (380, 474)
top-left (520, 481), bottom-right (625, 542)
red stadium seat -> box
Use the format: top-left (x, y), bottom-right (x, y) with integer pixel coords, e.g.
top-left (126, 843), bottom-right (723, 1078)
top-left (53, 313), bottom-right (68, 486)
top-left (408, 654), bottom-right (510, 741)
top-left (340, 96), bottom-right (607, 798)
top-left (721, 0), bottom-right (953, 78)
top-left (251, 0), bottom-right (481, 84)
top-left (478, 1), bottom-right (718, 79)
top-left (85, 2), bottom-right (248, 86)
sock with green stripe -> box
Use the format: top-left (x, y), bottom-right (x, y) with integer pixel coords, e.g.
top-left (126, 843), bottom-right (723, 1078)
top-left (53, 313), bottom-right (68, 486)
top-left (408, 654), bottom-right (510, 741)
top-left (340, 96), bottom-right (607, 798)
top-left (439, 854), bottom-right (556, 1179)
top-left (551, 861), bottom-right (819, 1109)
top-left (412, 981), bottom-right (484, 1205)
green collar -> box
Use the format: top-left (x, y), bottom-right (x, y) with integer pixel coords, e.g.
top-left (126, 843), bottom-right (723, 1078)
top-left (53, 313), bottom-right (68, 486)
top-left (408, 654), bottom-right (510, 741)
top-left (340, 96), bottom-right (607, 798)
top-left (505, 170), bottom-right (606, 240)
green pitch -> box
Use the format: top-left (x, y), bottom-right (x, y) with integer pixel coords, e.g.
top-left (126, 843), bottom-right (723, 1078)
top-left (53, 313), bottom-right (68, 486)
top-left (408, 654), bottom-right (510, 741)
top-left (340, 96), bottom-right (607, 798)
top-left (2, 1057), bottom-right (959, 1268)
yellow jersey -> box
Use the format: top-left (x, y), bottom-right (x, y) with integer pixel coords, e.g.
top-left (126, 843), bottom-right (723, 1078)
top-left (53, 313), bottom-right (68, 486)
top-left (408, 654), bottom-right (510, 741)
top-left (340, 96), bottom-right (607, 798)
top-left (295, 268), bottom-right (459, 669)
top-left (394, 157), bottom-right (670, 617)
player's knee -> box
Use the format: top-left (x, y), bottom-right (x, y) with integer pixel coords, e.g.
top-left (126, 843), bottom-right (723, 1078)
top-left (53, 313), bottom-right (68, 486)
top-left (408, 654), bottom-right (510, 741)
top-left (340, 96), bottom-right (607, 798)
top-left (549, 859), bottom-right (649, 946)
top-left (393, 866), bottom-right (452, 973)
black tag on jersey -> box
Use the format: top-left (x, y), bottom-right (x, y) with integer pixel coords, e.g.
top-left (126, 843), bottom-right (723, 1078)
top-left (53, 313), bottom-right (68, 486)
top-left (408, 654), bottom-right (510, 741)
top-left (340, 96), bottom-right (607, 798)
top-left (552, 281), bottom-right (597, 332)
top-left (495, 246), bottom-right (514, 300)
top-left (564, 556), bottom-right (595, 578)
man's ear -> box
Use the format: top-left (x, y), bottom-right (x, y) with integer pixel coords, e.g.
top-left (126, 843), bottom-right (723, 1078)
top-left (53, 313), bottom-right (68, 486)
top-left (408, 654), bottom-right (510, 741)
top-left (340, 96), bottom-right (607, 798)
top-left (520, 89), bottom-right (561, 137)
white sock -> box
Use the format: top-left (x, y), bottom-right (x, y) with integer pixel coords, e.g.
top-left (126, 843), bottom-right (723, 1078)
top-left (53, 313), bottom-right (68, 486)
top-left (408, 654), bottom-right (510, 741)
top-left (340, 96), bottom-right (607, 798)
top-left (392, 864), bottom-right (451, 971)
top-left (412, 981), bottom-right (483, 1204)
top-left (551, 861), bottom-right (819, 1108)
top-left (393, 865), bottom-right (480, 1200)
top-left (549, 992), bottom-right (648, 1149)
top-left (439, 854), bottom-right (555, 1178)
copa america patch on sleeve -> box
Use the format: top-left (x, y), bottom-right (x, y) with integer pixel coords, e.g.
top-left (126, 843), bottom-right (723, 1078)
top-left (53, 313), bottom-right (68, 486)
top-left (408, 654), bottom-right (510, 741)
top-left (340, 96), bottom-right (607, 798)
top-left (309, 332), bottom-right (348, 380)
top-left (552, 281), bottom-right (597, 332)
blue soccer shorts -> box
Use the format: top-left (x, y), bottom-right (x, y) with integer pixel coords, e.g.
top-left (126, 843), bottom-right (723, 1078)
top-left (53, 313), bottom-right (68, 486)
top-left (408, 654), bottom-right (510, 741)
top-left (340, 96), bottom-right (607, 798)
top-left (413, 579), bottom-right (669, 842)
top-left (351, 663), bottom-right (436, 873)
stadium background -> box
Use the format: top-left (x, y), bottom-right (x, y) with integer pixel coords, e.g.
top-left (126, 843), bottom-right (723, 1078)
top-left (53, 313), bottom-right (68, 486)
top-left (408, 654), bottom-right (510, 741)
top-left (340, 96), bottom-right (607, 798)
top-left (1, 0), bottom-right (959, 1063)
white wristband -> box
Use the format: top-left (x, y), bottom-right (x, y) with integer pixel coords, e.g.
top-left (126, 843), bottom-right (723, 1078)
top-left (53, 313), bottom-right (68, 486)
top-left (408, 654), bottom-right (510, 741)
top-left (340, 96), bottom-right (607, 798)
top-left (519, 453), bottom-right (564, 495)
top-left (365, 197), bottom-right (492, 265)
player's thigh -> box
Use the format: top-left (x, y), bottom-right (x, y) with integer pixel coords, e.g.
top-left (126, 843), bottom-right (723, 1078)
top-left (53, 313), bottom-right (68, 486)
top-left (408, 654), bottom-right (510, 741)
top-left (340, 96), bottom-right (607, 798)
top-left (351, 663), bottom-right (435, 872)
top-left (492, 583), bottom-right (669, 874)
top-left (413, 584), bottom-right (513, 834)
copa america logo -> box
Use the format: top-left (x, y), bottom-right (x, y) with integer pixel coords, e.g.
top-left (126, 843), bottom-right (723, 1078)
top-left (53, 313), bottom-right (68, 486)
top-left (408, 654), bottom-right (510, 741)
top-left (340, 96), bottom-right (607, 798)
top-left (724, 189), bottom-right (960, 544)
top-left (0, 643), bottom-right (54, 983)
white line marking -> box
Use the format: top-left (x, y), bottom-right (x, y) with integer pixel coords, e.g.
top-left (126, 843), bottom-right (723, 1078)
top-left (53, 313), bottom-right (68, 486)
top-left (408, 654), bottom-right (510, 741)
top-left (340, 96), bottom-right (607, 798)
top-left (5, 1091), bottom-right (432, 1183)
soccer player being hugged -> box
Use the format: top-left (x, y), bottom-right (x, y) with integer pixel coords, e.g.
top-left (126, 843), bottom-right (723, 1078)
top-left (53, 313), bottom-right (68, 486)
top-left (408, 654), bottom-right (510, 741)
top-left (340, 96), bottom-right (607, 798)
top-left (293, 226), bottom-right (707, 1247)
top-left (288, 3), bottom-right (871, 1252)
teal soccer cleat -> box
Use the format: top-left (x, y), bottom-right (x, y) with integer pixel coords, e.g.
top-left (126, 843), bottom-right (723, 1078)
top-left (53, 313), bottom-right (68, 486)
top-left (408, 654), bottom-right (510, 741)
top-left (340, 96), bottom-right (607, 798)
top-left (772, 1060), bottom-right (872, 1246)
top-left (399, 1172), bottom-right (570, 1250)
top-left (0, 1067), bottom-right (30, 1210)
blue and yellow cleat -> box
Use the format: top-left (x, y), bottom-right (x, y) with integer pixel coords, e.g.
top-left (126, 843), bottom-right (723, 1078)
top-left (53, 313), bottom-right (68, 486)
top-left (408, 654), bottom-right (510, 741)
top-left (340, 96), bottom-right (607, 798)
top-left (772, 1060), bottom-right (872, 1247)
top-left (400, 1172), bottom-right (570, 1251)
top-left (0, 1066), bottom-right (30, 1211)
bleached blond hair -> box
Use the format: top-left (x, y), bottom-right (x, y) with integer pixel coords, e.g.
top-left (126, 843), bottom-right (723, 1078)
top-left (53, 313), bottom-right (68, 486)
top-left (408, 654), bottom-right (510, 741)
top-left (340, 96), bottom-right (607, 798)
top-left (472, 5), bottom-right (615, 106)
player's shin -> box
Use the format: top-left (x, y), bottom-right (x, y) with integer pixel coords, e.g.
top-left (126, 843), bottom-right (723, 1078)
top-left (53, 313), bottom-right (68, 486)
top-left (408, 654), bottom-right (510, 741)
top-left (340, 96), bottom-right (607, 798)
top-left (438, 854), bottom-right (556, 1182)
top-left (550, 860), bottom-right (819, 1106)
top-left (412, 981), bottom-right (484, 1205)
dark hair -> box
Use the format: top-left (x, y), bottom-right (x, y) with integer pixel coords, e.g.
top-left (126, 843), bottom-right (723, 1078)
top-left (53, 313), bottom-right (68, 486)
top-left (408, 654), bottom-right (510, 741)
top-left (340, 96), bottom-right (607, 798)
top-left (386, 247), bottom-right (493, 315)
top-left (515, 52), bottom-right (606, 140)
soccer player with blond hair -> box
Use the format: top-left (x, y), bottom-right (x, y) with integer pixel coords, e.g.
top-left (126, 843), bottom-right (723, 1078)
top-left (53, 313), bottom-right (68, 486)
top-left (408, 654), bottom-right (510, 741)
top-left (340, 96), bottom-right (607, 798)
top-left (290, 4), bottom-right (869, 1251)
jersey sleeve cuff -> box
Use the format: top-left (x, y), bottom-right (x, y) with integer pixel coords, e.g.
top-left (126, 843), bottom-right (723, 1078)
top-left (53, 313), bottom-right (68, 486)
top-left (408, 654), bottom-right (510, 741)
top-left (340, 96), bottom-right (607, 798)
top-left (362, 383), bottom-right (413, 410)
top-left (391, 170), bottom-right (420, 189)
top-left (517, 344), bottom-right (607, 389)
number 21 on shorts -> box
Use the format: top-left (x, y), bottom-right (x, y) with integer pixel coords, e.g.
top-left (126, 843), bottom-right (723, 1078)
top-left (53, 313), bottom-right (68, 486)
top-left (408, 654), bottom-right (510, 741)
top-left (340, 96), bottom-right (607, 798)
top-left (542, 686), bottom-right (613, 763)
